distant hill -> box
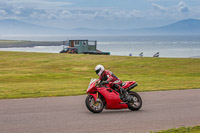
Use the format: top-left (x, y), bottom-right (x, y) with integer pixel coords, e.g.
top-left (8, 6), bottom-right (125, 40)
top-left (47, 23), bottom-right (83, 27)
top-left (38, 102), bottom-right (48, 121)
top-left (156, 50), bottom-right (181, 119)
top-left (146, 19), bottom-right (200, 35)
top-left (70, 19), bottom-right (200, 35)
top-left (0, 19), bottom-right (200, 35)
top-left (0, 19), bottom-right (67, 35)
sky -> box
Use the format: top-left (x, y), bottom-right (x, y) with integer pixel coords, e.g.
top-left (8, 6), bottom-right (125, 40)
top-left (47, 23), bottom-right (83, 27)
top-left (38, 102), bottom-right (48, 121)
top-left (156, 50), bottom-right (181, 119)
top-left (0, 0), bottom-right (200, 29)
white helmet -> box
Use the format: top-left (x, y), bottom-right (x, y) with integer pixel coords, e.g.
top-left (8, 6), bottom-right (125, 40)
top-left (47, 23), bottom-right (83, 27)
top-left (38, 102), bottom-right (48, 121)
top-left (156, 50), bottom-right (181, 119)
top-left (95, 65), bottom-right (105, 76)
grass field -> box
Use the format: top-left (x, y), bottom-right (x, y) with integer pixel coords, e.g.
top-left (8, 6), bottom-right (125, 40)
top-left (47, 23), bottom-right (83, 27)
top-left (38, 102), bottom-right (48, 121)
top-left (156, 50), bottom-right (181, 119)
top-left (151, 125), bottom-right (200, 133)
top-left (0, 51), bottom-right (200, 99)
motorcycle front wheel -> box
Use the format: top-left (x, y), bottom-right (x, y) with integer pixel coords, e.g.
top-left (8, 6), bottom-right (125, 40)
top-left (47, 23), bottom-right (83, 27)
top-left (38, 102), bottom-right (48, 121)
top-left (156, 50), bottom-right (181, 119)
top-left (85, 95), bottom-right (104, 113)
top-left (128, 91), bottom-right (142, 111)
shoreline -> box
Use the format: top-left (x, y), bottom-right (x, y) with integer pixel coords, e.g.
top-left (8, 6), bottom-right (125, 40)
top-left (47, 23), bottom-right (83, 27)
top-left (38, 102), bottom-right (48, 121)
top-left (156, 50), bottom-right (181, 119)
top-left (0, 44), bottom-right (63, 48)
top-left (1, 40), bottom-right (200, 58)
top-left (0, 40), bottom-right (63, 48)
top-left (0, 50), bottom-right (199, 58)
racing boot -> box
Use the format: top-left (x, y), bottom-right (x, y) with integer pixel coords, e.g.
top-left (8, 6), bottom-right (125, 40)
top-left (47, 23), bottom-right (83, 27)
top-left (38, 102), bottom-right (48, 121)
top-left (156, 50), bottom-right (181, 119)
top-left (119, 87), bottom-right (130, 101)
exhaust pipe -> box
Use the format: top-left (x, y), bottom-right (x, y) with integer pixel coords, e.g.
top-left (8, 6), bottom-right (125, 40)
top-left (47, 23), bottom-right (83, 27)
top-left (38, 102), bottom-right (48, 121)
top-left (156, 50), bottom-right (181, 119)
top-left (126, 83), bottom-right (138, 91)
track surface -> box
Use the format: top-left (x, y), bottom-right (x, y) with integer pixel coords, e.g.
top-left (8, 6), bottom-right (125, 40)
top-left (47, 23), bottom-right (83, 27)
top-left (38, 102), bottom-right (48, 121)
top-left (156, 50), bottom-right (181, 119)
top-left (0, 89), bottom-right (200, 133)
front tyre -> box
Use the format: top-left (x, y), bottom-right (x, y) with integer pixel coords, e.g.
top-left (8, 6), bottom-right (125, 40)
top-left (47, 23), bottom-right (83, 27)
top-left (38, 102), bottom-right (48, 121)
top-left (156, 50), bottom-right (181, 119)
top-left (128, 91), bottom-right (142, 111)
top-left (85, 95), bottom-right (104, 113)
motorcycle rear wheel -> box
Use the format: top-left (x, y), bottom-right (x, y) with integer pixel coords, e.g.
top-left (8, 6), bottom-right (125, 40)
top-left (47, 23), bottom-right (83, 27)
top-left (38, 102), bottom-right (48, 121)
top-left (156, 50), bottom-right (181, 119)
top-left (128, 91), bottom-right (142, 111)
top-left (85, 95), bottom-right (104, 113)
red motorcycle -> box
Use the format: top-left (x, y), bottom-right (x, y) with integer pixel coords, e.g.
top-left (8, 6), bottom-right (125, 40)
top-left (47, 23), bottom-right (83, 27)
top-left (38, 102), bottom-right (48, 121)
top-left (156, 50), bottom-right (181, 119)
top-left (85, 78), bottom-right (142, 113)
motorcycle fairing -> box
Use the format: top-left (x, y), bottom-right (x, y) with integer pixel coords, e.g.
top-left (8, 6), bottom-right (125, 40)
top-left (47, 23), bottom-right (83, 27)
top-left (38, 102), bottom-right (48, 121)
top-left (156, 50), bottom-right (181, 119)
top-left (122, 81), bottom-right (136, 89)
top-left (97, 87), bottom-right (128, 109)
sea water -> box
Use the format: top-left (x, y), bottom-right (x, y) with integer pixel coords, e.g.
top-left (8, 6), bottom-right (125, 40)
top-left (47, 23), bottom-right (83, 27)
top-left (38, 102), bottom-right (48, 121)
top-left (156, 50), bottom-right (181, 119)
top-left (0, 35), bottom-right (200, 58)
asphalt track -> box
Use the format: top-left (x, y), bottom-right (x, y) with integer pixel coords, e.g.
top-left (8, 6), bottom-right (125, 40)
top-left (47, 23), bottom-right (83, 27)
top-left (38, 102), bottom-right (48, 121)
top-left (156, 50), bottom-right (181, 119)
top-left (0, 89), bottom-right (200, 133)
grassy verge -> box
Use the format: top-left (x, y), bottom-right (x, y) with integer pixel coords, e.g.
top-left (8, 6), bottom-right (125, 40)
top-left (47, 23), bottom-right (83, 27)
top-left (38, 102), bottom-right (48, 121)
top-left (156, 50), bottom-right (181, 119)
top-left (0, 51), bottom-right (200, 99)
top-left (151, 125), bottom-right (200, 133)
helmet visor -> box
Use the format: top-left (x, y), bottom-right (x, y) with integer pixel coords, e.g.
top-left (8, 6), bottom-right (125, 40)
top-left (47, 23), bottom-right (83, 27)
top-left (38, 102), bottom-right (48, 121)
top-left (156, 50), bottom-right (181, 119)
top-left (95, 68), bottom-right (101, 75)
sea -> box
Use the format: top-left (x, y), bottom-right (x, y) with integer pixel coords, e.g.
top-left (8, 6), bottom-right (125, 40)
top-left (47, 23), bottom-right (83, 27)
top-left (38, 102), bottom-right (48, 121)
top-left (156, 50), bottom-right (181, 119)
top-left (0, 35), bottom-right (200, 58)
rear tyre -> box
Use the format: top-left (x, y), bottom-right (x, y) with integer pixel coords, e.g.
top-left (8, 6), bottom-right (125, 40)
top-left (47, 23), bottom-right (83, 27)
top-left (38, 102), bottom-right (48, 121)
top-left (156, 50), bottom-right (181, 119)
top-left (85, 95), bottom-right (104, 113)
top-left (128, 91), bottom-right (142, 111)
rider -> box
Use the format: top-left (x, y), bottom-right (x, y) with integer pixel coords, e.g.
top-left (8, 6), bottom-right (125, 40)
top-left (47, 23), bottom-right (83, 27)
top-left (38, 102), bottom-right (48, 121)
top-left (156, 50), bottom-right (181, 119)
top-left (95, 64), bottom-right (128, 98)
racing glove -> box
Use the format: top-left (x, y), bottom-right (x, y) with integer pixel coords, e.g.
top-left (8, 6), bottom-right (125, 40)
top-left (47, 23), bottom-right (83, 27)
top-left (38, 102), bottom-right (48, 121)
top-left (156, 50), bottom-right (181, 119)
top-left (101, 81), bottom-right (109, 85)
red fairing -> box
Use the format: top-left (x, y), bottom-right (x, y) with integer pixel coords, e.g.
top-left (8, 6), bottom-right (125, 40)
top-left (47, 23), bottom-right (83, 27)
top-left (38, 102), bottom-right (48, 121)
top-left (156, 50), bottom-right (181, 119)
top-left (86, 80), bottom-right (98, 94)
top-left (122, 81), bottom-right (136, 89)
top-left (98, 86), bottom-right (128, 109)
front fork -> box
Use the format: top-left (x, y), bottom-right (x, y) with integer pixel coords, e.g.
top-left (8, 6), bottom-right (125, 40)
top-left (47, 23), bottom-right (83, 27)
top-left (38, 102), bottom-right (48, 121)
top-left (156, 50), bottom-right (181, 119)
top-left (89, 92), bottom-right (99, 102)
top-left (96, 92), bottom-right (100, 102)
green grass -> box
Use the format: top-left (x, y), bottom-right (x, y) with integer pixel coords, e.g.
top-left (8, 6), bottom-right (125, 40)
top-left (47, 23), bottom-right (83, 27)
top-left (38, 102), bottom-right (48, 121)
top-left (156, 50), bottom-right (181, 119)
top-left (151, 125), bottom-right (200, 133)
top-left (0, 51), bottom-right (200, 99)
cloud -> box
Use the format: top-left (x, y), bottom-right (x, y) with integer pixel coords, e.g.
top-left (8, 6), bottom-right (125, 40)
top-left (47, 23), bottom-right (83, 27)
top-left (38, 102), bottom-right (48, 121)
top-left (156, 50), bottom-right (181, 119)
top-left (1, 0), bottom-right (73, 9)
top-left (91, 9), bottom-right (144, 21)
top-left (0, 0), bottom-right (199, 29)
top-left (0, 0), bottom-right (145, 21)
top-left (0, 0), bottom-right (192, 22)
top-left (152, 3), bottom-right (168, 12)
top-left (0, 10), bottom-right (7, 15)
top-left (178, 2), bottom-right (189, 13)
top-left (0, 0), bottom-right (73, 19)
